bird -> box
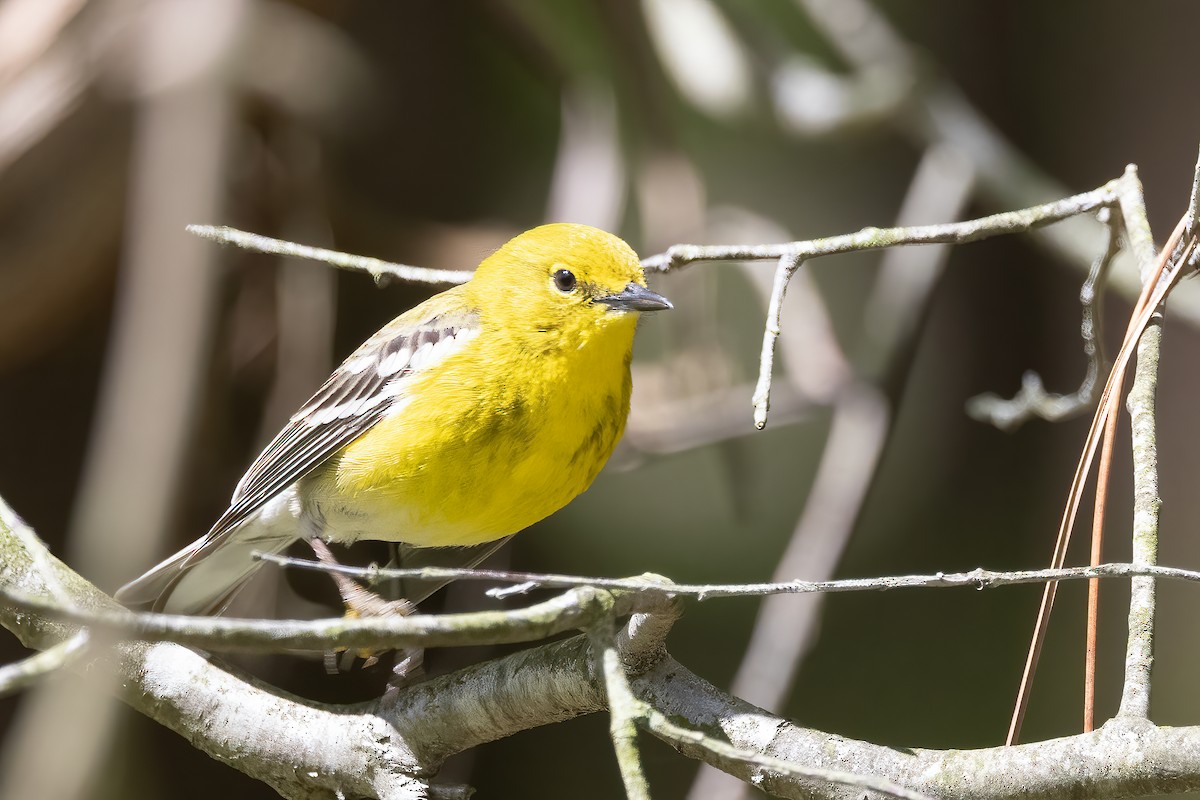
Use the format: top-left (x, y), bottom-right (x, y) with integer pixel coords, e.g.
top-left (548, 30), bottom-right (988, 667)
top-left (115, 223), bottom-right (672, 615)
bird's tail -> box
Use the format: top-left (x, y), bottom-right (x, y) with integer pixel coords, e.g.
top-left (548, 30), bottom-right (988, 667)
top-left (115, 518), bottom-right (298, 616)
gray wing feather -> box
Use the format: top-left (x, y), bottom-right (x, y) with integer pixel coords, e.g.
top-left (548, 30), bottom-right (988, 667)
top-left (115, 295), bottom-right (481, 611)
top-left (209, 306), bottom-right (480, 542)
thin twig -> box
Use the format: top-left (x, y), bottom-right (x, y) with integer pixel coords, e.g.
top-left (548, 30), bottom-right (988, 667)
top-left (0, 631), bottom-right (89, 699)
top-left (258, 553), bottom-right (1200, 599)
top-left (967, 209), bottom-right (1118, 431)
top-left (592, 615), bottom-right (652, 800)
top-left (640, 181), bottom-right (1119, 273)
top-left (1119, 312), bottom-right (1164, 718)
top-left (1116, 152), bottom-right (1200, 718)
top-left (186, 224), bottom-right (471, 285)
top-left (751, 254), bottom-right (803, 429)
top-left (0, 583), bottom-right (650, 653)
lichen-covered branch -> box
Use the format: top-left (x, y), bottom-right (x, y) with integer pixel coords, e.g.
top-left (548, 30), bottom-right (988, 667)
top-left (593, 616), bottom-right (652, 800)
top-left (640, 657), bottom-right (1200, 800)
top-left (1120, 314), bottom-right (1162, 718)
top-left (10, 494), bottom-right (1200, 798)
top-left (0, 496), bottom-right (670, 799)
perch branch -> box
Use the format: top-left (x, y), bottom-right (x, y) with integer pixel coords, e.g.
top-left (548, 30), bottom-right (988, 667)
top-left (0, 581), bottom-right (671, 654)
top-left (257, 553), bottom-right (1200, 601)
top-left (11, 493), bottom-right (1200, 797)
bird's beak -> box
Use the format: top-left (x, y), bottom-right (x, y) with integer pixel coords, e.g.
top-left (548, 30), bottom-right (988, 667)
top-left (597, 282), bottom-right (673, 313)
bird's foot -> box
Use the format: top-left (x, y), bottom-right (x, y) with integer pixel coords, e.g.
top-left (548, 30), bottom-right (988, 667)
top-left (310, 538), bottom-right (424, 680)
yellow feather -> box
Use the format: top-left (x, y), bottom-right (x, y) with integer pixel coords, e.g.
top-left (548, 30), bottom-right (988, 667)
top-left (308, 224), bottom-right (644, 546)
top-left (116, 223), bottom-right (668, 612)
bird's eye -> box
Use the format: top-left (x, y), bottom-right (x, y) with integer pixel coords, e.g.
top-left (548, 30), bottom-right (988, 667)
top-left (553, 269), bottom-right (577, 293)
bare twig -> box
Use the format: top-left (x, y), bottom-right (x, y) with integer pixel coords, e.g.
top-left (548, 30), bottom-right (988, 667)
top-left (1119, 150), bottom-right (1200, 718)
top-left (593, 615), bottom-right (652, 800)
top-left (1119, 312), bottom-right (1163, 719)
top-left (186, 224), bottom-right (470, 285)
top-left (967, 210), bottom-right (1118, 431)
top-left (641, 181), bottom-right (1118, 273)
top-left (0, 631), bottom-right (89, 699)
top-left (0, 582), bottom-right (660, 654)
top-left (258, 553), bottom-right (1200, 600)
top-left (751, 253), bottom-right (804, 429)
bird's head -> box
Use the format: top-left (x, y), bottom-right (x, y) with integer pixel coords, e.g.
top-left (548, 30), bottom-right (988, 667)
top-left (467, 223), bottom-right (672, 341)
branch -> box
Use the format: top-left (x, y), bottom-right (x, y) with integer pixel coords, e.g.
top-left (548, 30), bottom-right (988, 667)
top-left (1119, 313), bottom-right (1162, 718)
top-left (592, 615), bottom-right (652, 800)
top-left (641, 178), bottom-right (1134, 433)
top-left (640, 181), bottom-right (1117, 273)
top-left (966, 207), bottom-right (1118, 431)
top-left (0, 579), bottom-right (671, 654)
top-left (639, 655), bottom-right (1200, 800)
top-left (751, 253), bottom-right (804, 429)
top-left (0, 495), bottom-right (676, 799)
top-left (9, 499), bottom-right (1200, 798)
top-left (0, 631), bottom-right (89, 698)
top-left (186, 224), bottom-right (471, 285)
top-left (258, 553), bottom-right (1200, 600)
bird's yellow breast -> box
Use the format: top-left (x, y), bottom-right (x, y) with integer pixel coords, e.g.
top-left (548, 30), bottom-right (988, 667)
top-left (304, 315), bottom-right (637, 547)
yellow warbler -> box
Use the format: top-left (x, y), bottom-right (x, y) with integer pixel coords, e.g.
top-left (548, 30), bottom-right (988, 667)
top-left (116, 223), bottom-right (671, 614)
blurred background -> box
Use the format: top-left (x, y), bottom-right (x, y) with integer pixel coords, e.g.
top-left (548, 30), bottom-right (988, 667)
top-left (3, 1), bottom-right (1200, 797)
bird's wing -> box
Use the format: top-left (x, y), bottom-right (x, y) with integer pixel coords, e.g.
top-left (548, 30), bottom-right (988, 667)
top-left (115, 290), bottom-right (482, 611)
top-left (210, 293), bottom-right (482, 543)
